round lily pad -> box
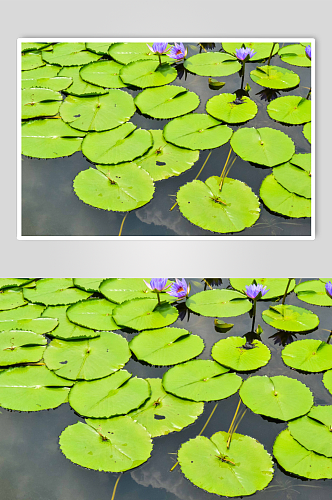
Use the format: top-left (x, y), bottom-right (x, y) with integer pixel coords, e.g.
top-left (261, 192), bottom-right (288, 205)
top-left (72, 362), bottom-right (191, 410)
top-left (66, 298), bottom-right (119, 331)
top-left (85, 43), bottom-right (112, 55)
top-left (22, 87), bottom-right (62, 119)
top-left (44, 331), bottom-right (130, 381)
top-left (59, 416), bottom-right (152, 472)
top-left (262, 304), bottom-right (319, 332)
top-left (187, 289), bottom-right (252, 317)
top-left (69, 369), bottom-right (150, 417)
top-left (282, 339), bottom-right (332, 372)
top-left (177, 176), bottom-right (260, 233)
top-left (162, 359), bottom-right (242, 402)
top-left (273, 162), bottom-right (311, 198)
top-left (294, 280), bottom-right (332, 306)
top-left (73, 163), bottom-right (155, 212)
top-left (129, 377), bottom-right (204, 437)
top-left (178, 431), bottom-right (274, 497)
top-left (273, 429), bottom-right (332, 479)
top-left (99, 278), bottom-right (174, 304)
top-left (109, 42), bottom-right (173, 64)
top-left (59, 66), bottom-right (108, 96)
top-left (21, 42), bottom-right (53, 53)
top-left (303, 122), bottom-right (311, 143)
top-left (0, 307), bottom-right (57, 334)
top-left (323, 370), bottom-right (332, 395)
top-left (267, 96), bottom-right (311, 124)
top-left (0, 279), bottom-right (35, 290)
top-left (239, 375), bottom-right (313, 420)
top-left (73, 278), bottom-right (104, 292)
top-left (222, 42), bottom-right (279, 62)
top-left (23, 278), bottom-right (92, 306)
top-left (22, 118), bottom-right (85, 159)
top-left (120, 60), bottom-right (177, 88)
top-left (290, 153), bottom-right (311, 173)
top-left (41, 305), bottom-right (98, 340)
top-left (250, 65), bottom-right (300, 89)
top-left (211, 337), bottom-right (271, 371)
top-left (42, 42), bottom-right (101, 66)
top-left (80, 60), bottom-right (126, 88)
top-left (0, 289), bottom-right (27, 310)
top-left (129, 327), bottom-right (204, 365)
top-left (184, 52), bottom-right (241, 77)
top-left (81, 122), bottom-right (152, 164)
top-left (260, 174), bottom-right (311, 218)
top-left (288, 405), bottom-right (332, 457)
top-left (113, 298), bottom-right (179, 331)
top-left (21, 65), bottom-right (72, 91)
top-left (0, 303), bottom-right (44, 320)
top-left (0, 330), bottom-right (47, 366)
top-left (230, 127), bottom-right (295, 167)
top-left (229, 278), bottom-right (296, 300)
top-left (136, 129), bottom-right (199, 181)
top-left (163, 114), bottom-right (232, 150)
top-left (134, 85), bottom-right (200, 119)
top-left (279, 44), bottom-right (311, 67)
top-left (206, 94), bottom-right (258, 124)
top-left (22, 52), bottom-right (45, 71)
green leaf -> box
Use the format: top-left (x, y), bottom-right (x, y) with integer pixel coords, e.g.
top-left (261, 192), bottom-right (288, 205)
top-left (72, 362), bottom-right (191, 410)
top-left (22, 87), bottom-right (62, 120)
top-left (229, 278), bottom-right (296, 300)
top-left (267, 96), bottom-right (311, 124)
top-left (0, 304), bottom-right (58, 334)
top-left (279, 44), bottom-right (311, 67)
top-left (129, 377), bottom-right (204, 437)
top-left (59, 416), bottom-right (152, 472)
top-left (208, 79), bottom-right (226, 89)
top-left (113, 298), bottom-right (179, 331)
top-left (303, 122), bottom-right (311, 143)
top-left (262, 304), bottom-right (319, 332)
top-left (184, 52), bottom-right (241, 76)
top-left (23, 278), bottom-right (92, 305)
top-left (0, 289), bottom-right (27, 310)
top-left (163, 114), bottom-right (233, 150)
top-left (22, 52), bottom-right (45, 71)
top-left (260, 174), bottom-right (311, 218)
top-left (134, 85), bottom-right (200, 119)
top-left (0, 303), bottom-right (44, 319)
top-left (214, 319), bottom-right (234, 333)
top-left (273, 162), bottom-right (311, 198)
top-left (21, 42), bottom-right (53, 53)
top-left (230, 127), bottom-right (295, 167)
top-left (120, 60), bottom-right (177, 88)
top-left (187, 289), bottom-right (252, 317)
top-left (162, 359), bottom-right (242, 402)
top-left (81, 122), bottom-right (152, 164)
top-left (294, 280), bottom-right (332, 306)
top-left (222, 42), bottom-right (279, 62)
top-left (80, 60), bottom-right (126, 88)
top-left (66, 298), bottom-right (119, 331)
top-left (323, 370), bottom-right (332, 395)
top-left (69, 369), bottom-right (150, 417)
top-left (41, 305), bottom-right (98, 340)
top-left (99, 278), bottom-right (175, 304)
top-left (0, 278), bottom-right (35, 290)
top-left (21, 65), bottom-right (72, 91)
top-left (42, 42), bottom-right (101, 66)
top-left (206, 93), bottom-right (258, 124)
top-left (288, 405), bottom-right (332, 457)
top-left (250, 65), bottom-right (300, 89)
top-left (211, 337), bottom-right (271, 371)
top-left (0, 330), bottom-right (47, 366)
top-left (85, 43), bottom-right (113, 55)
top-left (73, 278), bottom-right (104, 292)
top-left (109, 42), bottom-right (174, 64)
top-left (44, 331), bottom-right (130, 381)
top-left (290, 153), bottom-right (311, 173)
top-left (59, 66), bottom-right (108, 96)
top-left (282, 339), bottom-right (332, 372)
top-left (240, 375), bottom-right (313, 420)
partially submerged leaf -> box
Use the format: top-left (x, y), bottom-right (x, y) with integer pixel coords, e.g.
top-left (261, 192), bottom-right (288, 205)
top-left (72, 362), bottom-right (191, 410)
top-left (250, 65), bottom-right (300, 89)
top-left (262, 304), bottom-right (319, 332)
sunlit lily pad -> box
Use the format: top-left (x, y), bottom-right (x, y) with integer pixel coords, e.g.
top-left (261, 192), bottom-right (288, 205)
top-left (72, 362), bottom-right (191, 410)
top-left (0, 330), bottom-right (47, 366)
top-left (22, 52), bottom-right (45, 71)
top-left (211, 337), bottom-right (271, 371)
top-left (0, 304), bottom-right (57, 334)
top-left (41, 305), bottom-right (98, 340)
top-left (134, 85), bottom-right (200, 119)
top-left (267, 96), bottom-right (311, 124)
top-left (99, 278), bottom-right (174, 304)
top-left (240, 375), bottom-right (313, 420)
top-left (0, 289), bottom-right (27, 310)
top-left (323, 370), bottom-right (332, 395)
top-left (109, 42), bottom-right (174, 64)
top-left (184, 52), bottom-right (241, 76)
top-left (272, 162), bottom-right (311, 198)
top-left (229, 278), bottom-right (296, 300)
top-left (294, 280), bottom-right (332, 306)
top-left (0, 279), bottom-right (34, 290)
top-left (177, 176), bottom-right (260, 233)
top-left (21, 42), bottom-right (53, 53)
top-left (0, 303), bottom-right (44, 320)
top-left (187, 289), bottom-right (252, 317)
top-left (279, 44), bottom-right (311, 67)
top-left (85, 42), bottom-right (113, 55)
top-left (303, 122), bottom-right (311, 143)
top-left (73, 278), bottom-right (104, 292)
top-left (21, 65), bottom-right (72, 91)
top-left (42, 42), bottom-right (101, 66)
top-left (250, 65), bottom-right (300, 89)
top-left (262, 304), bottom-right (319, 332)
top-left (290, 153), bottom-right (311, 173)
top-left (80, 60), bottom-right (126, 88)
top-left (222, 42), bottom-right (279, 62)
top-left (66, 298), bottom-right (119, 331)
top-left (113, 298), bottom-right (179, 331)
top-left (282, 339), bottom-right (332, 372)
top-left (260, 174), bottom-right (311, 218)
top-left (206, 94), bottom-right (258, 124)
top-left (23, 278), bottom-right (92, 306)
top-left (120, 60), bottom-right (177, 88)
top-left (288, 406), bottom-right (332, 457)
top-left (59, 67), bottom-right (108, 96)
top-left (22, 87), bottom-right (62, 119)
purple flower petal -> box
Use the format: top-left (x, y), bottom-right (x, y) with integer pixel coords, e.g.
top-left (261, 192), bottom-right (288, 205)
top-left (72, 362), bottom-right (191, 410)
top-left (168, 42), bottom-right (187, 60)
top-left (235, 47), bottom-right (257, 61)
top-left (144, 278), bottom-right (169, 292)
top-left (168, 278), bottom-right (190, 299)
top-left (305, 45), bottom-right (311, 60)
top-left (245, 284), bottom-right (270, 300)
top-left (325, 281), bottom-right (332, 299)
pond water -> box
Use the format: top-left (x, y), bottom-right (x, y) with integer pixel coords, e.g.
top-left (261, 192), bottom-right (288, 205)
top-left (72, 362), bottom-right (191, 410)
top-left (1, 278), bottom-right (330, 500)
top-left (21, 42), bottom-right (312, 237)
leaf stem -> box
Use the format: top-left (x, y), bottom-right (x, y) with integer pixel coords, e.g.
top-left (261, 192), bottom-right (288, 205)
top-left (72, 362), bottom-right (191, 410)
top-left (267, 43), bottom-right (276, 66)
top-left (118, 213), bottom-right (128, 236)
top-left (110, 474), bottom-right (122, 500)
top-left (306, 88), bottom-right (311, 99)
top-left (281, 278), bottom-right (292, 305)
top-left (241, 62), bottom-right (245, 89)
top-left (251, 300), bottom-right (257, 332)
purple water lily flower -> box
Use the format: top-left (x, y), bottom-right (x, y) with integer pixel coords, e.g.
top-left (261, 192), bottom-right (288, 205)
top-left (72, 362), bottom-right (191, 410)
top-left (235, 47), bottom-right (257, 61)
top-left (325, 281), bottom-right (332, 299)
top-left (143, 278), bottom-right (170, 292)
top-left (146, 42), bottom-right (169, 55)
top-left (168, 278), bottom-right (190, 299)
top-left (245, 284), bottom-right (269, 300)
top-left (305, 45), bottom-right (311, 60)
top-left (168, 42), bottom-right (187, 61)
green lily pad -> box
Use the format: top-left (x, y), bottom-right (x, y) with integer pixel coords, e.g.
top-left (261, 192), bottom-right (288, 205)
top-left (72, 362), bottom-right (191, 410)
top-left (230, 127), bottom-right (295, 167)
top-left (21, 42), bottom-right (53, 53)
top-left (239, 375), bottom-right (313, 420)
top-left (323, 370), bottom-right (332, 395)
top-left (129, 377), bottom-right (204, 437)
top-left (73, 163), bottom-right (154, 212)
top-left (211, 337), bottom-right (271, 371)
top-left (120, 60), bottom-right (177, 88)
top-left (69, 369), bottom-right (150, 417)
top-left (303, 122), bottom-right (311, 143)
top-left (59, 416), bottom-right (152, 472)
top-left (80, 60), bottom-right (126, 88)
top-left (162, 359), bottom-right (242, 402)
top-left (134, 85), bottom-right (200, 119)
top-left (184, 52), bottom-right (241, 76)
top-left (294, 280), bottom-right (332, 306)
top-left (41, 305), bottom-right (98, 340)
top-left (290, 153), bottom-right (311, 173)
top-left (22, 118), bottom-right (84, 159)
top-left (222, 42), bottom-right (279, 62)
top-left (113, 298), bottom-right (179, 331)
top-left (229, 278), bottom-right (296, 300)
top-left (129, 327), bottom-right (204, 365)
top-left (282, 339), bottom-right (332, 372)
top-left (60, 90), bottom-right (135, 132)
top-left (23, 278), bottom-right (92, 306)
top-left (187, 289), bottom-right (252, 317)
top-left (85, 42), bottom-right (112, 55)
top-left (262, 304), bottom-right (319, 332)
top-left (260, 174), bottom-right (311, 218)
top-left (206, 94), bottom-right (258, 124)
top-left (250, 65), bottom-right (300, 89)
top-left (21, 65), bottom-right (72, 91)
top-left (0, 365), bottom-right (73, 411)
top-left (273, 162), bottom-right (311, 198)
top-left (267, 96), bottom-right (311, 124)
top-left (178, 431), bottom-right (274, 497)
top-left (42, 43), bottom-right (101, 66)
top-left (0, 304), bottom-right (59, 334)
top-left (109, 42), bottom-right (174, 64)
top-left (0, 330), bottom-right (47, 366)
top-left (288, 405), bottom-right (332, 457)
top-left (66, 298), bottom-right (119, 331)
top-left (0, 289), bottom-right (27, 310)
top-left (82, 122), bottom-right (152, 164)
top-left (22, 87), bottom-right (62, 119)
top-left (44, 331), bottom-right (130, 381)
top-left (136, 129), bottom-right (199, 181)
top-left (22, 52), bottom-right (45, 71)
top-left (0, 279), bottom-right (35, 290)
top-left (73, 278), bottom-right (104, 292)
top-left (163, 114), bottom-right (232, 150)
top-left (99, 278), bottom-right (174, 304)
top-left (273, 429), bottom-right (332, 479)
top-left (0, 303), bottom-right (44, 319)
top-left (59, 67), bottom-right (108, 96)
top-left (279, 44), bottom-right (311, 67)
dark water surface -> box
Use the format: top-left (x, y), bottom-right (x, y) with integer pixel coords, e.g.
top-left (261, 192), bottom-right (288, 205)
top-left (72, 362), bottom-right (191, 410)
top-left (1, 279), bottom-right (330, 500)
top-left (21, 42), bottom-right (312, 237)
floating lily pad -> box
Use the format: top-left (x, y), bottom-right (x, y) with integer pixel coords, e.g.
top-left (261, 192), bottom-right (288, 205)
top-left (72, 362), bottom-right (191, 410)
top-left (22, 87), bottom-right (62, 119)
top-left (69, 369), bottom-right (150, 417)
top-left (109, 42), bottom-right (174, 64)
top-left (272, 162), bottom-right (311, 198)
top-left (206, 94), bottom-right (258, 124)
top-left (129, 327), bottom-right (204, 365)
top-left (82, 122), bottom-right (152, 164)
top-left (73, 279), bottom-right (103, 292)
top-left (294, 280), bottom-right (332, 306)
top-left (288, 405), bottom-right (332, 457)
top-left (21, 65), bottom-right (72, 91)
top-left (41, 305), bottom-right (98, 340)
top-left (267, 96), bottom-right (311, 124)
top-left (184, 52), bottom-right (241, 77)
top-left (44, 331), bottom-right (130, 381)
top-left (211, 337), bottom-right (271, 371)
top-left (260, 174), bottom-right (311, 218)
top-left (73, 163), bottom-right (155, 212)
top-left (0, 365), bottom-right (73, 411)
top-left (303, 122), bottom-right (311, 143)
top-left (129, 378), bottom-right (204, 437)
top-left (0, 279), bottom-right (34, 290)
top-left (66, 298), bottom-right (118, 331)
top-left (187, 288), bottom-right (252, 317)
top-left (250, 65), bottom-right (300, 89)
top-left (0, 289), bottom-right (27, 311)
top-left (290, 153), bottom-right (311, 173)
top-left (230, 127), bottom-right (295, 167)
top-left (120, 60), bottom-right (177, 88)
top-left (22, 118), bottom-right (85, 159)
top-left (0, 330), bottom-right (47, 366)
top-left (163, 114), bottom-right (232, 150)
top-left (262, 304), bottom-right (319, 332)
top-left (178, 431), bottom-right (274, 497)
top-left (239, 375), bottom-right (313, 420)
top-left (59, 67), bottom-right (108, 96)
top-left (21, 42), bottom-right (53, 53)
top-left (177, 176), bottom-right (260, 233)
top-left (85, 42), bottom-right (112, 55)
top-left (80, 60), bottom-right (126, 88)
top-left (59, 416), bottom-right (152, 472)
top-left (23, 278), bottom-right (92, 306)
top-left (134, 85), bottom-right (200, 119)
top-left (42, 42), bottom-right (101, 66)
top-left (282, 339), bottom-right (332, 372)
top-left (60, 90), bottom-right (135, 132)
top-left (162, 359), bottom-right (242, 402)
top-left (113, 298), bottom-right (179, 331)
top-left (22, 52), bottom-right (45, 71)
top-left (0, 303), bottom-right (44, 319)
top-left (0, 305), bottom-right (58, 334)
top-left (323, 370), bottom-right (332, 395)
top-left (279, 44), bottom-right (311, 67)
top-left (135, 129), bottom-right (199, 181)
top-left (222, 42), bottom-right (279, 62)
top-left (99, 278), bottom-right (174, 304)
top-left (229, 278), bottom-right (296, 300)
top-left (273, 429), bottom-right (332, 479)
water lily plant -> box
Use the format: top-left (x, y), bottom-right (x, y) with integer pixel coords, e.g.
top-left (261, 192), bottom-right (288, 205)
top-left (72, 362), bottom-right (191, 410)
top-left (146, 42), bottom-right (170, 65)
top-left (245, 284), bottom-right (269, 332)
top-left (168, 278), bottom-right (190, 299)
top-left (168, 42), bottom-right (187, 61)
top-left (143, 278), bottom-right (171, 304)
top-left (235, 47), bottom-right (257, 90)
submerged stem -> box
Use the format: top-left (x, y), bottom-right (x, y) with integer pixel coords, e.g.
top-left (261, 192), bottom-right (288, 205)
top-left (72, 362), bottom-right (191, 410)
top-left (241, 62), bottom-right (245, 89)
top-left (267, 43), bottom-right (276, 65)
top-left (118, 213), bottom-right (128, 237)
top-left (281, 278), bottom-right (292, 305)
top-left (251, 300), bottom-right (257, 332)
top-left (110, 474), bottom-right (122, 500)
